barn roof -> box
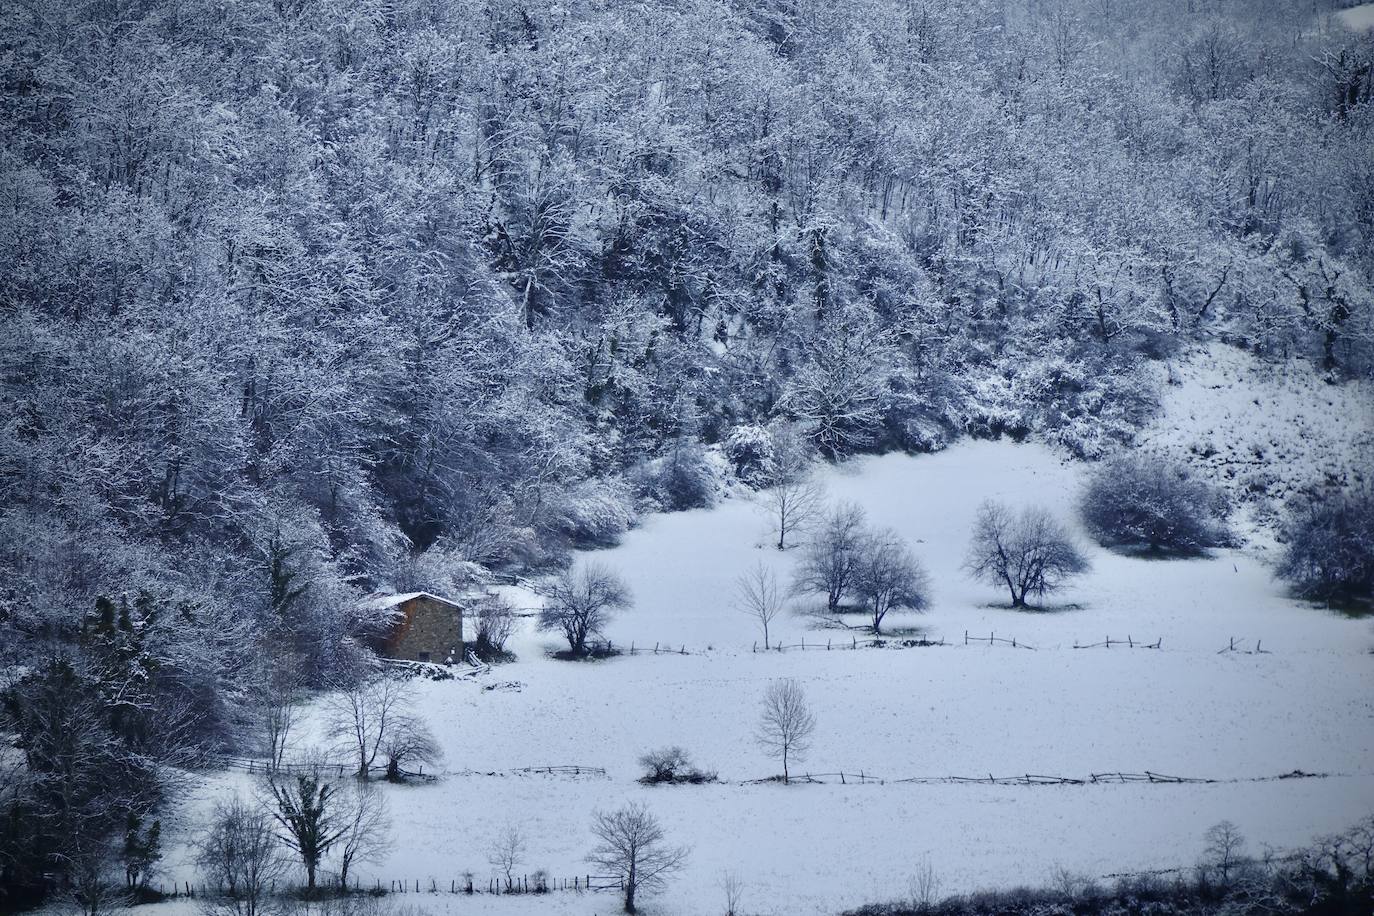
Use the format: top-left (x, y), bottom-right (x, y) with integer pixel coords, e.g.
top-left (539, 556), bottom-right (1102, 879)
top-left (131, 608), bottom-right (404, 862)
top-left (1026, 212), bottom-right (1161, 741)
top-left (361, 591), bottom-right (470, 612)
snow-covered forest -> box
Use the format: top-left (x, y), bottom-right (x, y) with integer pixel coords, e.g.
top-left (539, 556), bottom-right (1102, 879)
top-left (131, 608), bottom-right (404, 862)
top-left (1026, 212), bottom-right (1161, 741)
top-left (2, 0), bottom-right (1373, 913)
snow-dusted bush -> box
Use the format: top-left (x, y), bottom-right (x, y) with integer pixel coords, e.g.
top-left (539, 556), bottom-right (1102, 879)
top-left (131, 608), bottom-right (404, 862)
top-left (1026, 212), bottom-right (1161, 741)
top-left (1277, 487), bottom-right (1374, 606)
top-left (723, 425), bottom-right (776, 486)
top-left (637, 746), bottom-right (716, 785)
top-left (472, 595), bottom-right (516, 662)
top-left (629, 445), bottom-right (719, 512)
top-left (545, 478), bottom-right (637, 548)
top-left (1080, 453), bottom-right (1231, 555)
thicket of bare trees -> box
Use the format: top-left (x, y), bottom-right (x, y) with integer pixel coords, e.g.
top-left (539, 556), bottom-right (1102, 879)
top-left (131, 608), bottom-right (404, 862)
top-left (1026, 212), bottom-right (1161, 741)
top-left (1080, 454), bottom-right (1231, 555)
top-left (965, 502), bottom-right (1090, 608)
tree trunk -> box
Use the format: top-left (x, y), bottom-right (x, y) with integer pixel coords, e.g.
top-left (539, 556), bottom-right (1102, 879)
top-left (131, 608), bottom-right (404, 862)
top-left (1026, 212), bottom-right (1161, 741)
top-left (623, 864), bottom-right (637, 913)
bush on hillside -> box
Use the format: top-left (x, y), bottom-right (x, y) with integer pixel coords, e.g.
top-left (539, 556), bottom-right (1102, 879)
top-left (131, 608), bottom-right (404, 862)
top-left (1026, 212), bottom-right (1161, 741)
top-left (1276, 486), bottom-right (1374, 606)
top-left (1080, 453), bottom-right (1231, 555)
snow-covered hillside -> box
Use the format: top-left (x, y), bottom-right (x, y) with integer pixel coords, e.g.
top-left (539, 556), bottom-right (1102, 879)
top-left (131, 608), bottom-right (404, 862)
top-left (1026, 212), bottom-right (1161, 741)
top-left (154, 350), bottom-right (1374, 916)
top-left (1135, 344), bottom-right (1372, 526)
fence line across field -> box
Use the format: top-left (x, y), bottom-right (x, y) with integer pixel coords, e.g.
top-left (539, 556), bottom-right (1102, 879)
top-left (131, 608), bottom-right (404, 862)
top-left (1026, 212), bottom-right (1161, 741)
top-left (738, 768), bottom-right (1327, 787)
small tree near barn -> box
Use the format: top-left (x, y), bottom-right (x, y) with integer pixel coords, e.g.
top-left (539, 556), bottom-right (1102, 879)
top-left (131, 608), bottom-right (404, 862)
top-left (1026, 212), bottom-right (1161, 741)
top-left (588, 803), bottom-right (688, 914)
top-left (538, 562), bottom-right (632, 656)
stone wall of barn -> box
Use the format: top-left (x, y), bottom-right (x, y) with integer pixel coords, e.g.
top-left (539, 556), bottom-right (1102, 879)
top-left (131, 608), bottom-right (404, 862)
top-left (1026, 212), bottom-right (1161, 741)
top-left (385, 596), bottom-right (464, 663)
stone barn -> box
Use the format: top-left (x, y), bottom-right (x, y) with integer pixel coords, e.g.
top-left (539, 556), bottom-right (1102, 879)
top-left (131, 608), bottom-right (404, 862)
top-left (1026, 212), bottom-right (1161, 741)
top-left (365, 592), bottom-right (467, 664)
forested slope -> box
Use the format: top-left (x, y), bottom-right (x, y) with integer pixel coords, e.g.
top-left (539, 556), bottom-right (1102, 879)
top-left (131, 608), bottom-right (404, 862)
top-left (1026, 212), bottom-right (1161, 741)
top-left (0, 0), bottom-right (1371, 903)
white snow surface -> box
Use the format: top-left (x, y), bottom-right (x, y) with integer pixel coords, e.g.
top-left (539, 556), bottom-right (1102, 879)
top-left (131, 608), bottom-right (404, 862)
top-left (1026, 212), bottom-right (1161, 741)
top-left (1337, 3), bottom-right (1374, 31)
top-left (156, 354), bottom-right (1374, 916)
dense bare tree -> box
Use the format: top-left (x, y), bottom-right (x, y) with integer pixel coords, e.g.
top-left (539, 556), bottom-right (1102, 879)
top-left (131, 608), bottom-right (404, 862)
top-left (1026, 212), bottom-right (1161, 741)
top-left (538, 562), bottom-right (633, 656)
top-left (588, 803), bottom-right (689, 914)
top-left (381, 714), bottom-right (443, 781)
top-left (853, 529), bottom-right (931, 634)
top-left (791, 502), bottom-right (869, 612)
top-left (1080, 453), bottom-right (1229, 555)
top-left (756, 678), bottom-right (816, 784)
top-left (965, 502), bottom-right (1090, 608)
top-left (734, 561), bottom-right (786, 647)
top-left (325, 675), bottom-right (411, 779)
top-left (197, 798), bottom-right (285, 916)
top-left (1202, 820), bottom-right (1247, 885)
top-left (267, 775), bottom-right (347, 891)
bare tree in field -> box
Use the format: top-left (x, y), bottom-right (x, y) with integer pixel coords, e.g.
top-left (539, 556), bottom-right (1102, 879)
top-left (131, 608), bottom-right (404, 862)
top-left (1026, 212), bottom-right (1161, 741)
top-left (755, 678), bottom-right (816, 784)
top-left (720, 870), bottom-right (745, 916)
top-left (325, 674), bottom-right (410, 779)
top-left (487, 823), bottom-right (526, 888)
top-left (964, 501), bottom-right (1089, 608)
top-left (381, 713), bottom-right (442, 781)
top-left (759, 426), bottom-right (824, 550)
top-left (335, 783), bottom-right (390, 889)
top-left (853, 529), bottom-right (931, 634)
top-left (256, 650), bottom-right (301, 774)
top-left (588, 803), bottom-right (689, 914)
top-left (197, 797), bottom-right (284, 916)
top-left (1202, 820), bottom-right (1247, 885)
top-left (538, 562), bottom-right (632, 655)
top-left (792, 502), bottom-right (869, 612)
top-left (734, 561), bottom-right (785, 647)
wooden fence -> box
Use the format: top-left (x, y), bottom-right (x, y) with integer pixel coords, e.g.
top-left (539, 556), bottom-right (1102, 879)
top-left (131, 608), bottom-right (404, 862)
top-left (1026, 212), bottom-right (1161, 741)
top-left (1073, 636), bottom-right (1162, 649)
top-left (217, 756), bottom-right (433, 781)
top-left (963, 630), bottom-right (1036, 649)
top-left (752, 635), bottom-right (946, 652)
top-left (738, 769), bottom-right (1327, 787)
top-left (1218, 637), bottom-right (1270, 654)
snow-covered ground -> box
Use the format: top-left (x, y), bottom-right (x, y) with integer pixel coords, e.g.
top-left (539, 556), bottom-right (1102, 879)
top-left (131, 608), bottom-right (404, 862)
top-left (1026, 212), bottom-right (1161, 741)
top-left (1135, 344), bottom-right (1372, 525)
top-left (155, 350), bottom-right (1374, 916)
top-left (1337, 3), bottom-right (1374, 32)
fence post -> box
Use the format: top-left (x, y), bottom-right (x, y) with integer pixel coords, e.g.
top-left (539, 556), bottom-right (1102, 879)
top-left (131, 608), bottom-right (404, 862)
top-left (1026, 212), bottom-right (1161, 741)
top-left (964, 630), bottom-right (968, 645)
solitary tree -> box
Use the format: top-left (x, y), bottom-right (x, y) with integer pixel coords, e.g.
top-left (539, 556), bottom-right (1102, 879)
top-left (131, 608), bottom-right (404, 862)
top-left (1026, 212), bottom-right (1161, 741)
top-left (1202, 820), bottom-right (1246, 885)
top-left (267, 774), bottom-right (346, 891)
top-left (197, 798), bottom-right (284, 916)
top-left (755, 678), bottom-right (816, 784)
top-left (965, 502), bottom-right (1089, 608)
top-left (588, 803), bottom-right (688, 914)
top-left (380, 713), bottom-right (442, 782)
top-left (335, 783), bottom-right (390, 889)
top-left (759, 426), bottom-right (824, 550)
top-left (538, 562), bottom-right (632, 655)
top-left (734, 561), bottom-right (785, 647)
top-left (853, 530), bottom-right (931, 634)
top-left (487, 823), bottom-right (526, 889)
top-left (325, 674), bottom-right (411, 779)
top-left (791, 502), bottom-right (868, 612)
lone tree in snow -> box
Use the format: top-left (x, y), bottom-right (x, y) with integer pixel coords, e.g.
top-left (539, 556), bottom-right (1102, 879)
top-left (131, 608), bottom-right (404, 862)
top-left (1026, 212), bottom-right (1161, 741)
top-left (1202, 820), bottom-right (1247, 885)
top-left (325, 673), bottom-right (411, 779)
top-left (1079, 453), bottom-right (1229, 555)
top-left (538, 561), bottom-right (632, 655)
top-left (588, 803), bottom-right (689, 914)
top-left (791, 501), bottom-right (869, 612)
top-left (487, 823), bottom-right (526, 889)
top-left (734, 561), bottom-right (785, 647)
top-left (965, 501), bottom-right (1089, 608)
top-left (755, 678), bottom-right (816, 784)
top-left (197, 797), bottom-right (284, 916)
top-left (267, 774), bottom-right (347, 891)
top-left (853, 529), bottom-right (931, 634)
top-left (759, 425), bottom-right (825, 550)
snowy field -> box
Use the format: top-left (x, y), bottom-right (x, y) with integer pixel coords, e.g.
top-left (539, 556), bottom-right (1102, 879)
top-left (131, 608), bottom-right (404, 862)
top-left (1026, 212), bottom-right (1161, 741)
top-left (151, 356), bottom-right (1374, 916)
top-left (1337, 3), bottom-right (1374, 32)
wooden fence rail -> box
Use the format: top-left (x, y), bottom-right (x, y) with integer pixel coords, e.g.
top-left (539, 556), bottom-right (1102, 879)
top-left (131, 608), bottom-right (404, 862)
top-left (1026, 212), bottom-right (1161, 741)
top-left (1073, 636), bottom-right (1162, 649)
top-left (963, 630), bottom-right (1036, 649)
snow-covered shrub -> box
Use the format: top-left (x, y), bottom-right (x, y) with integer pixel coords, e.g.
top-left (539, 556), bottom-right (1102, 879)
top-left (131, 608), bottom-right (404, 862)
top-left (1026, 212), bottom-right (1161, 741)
top-left (472, 595), bottom-right (516, 662)
top-left (636, 746), bottom-right (716, 785)
top-left (723, 425), bottom-right (776, 485)
top-left (545, 478), bottom-right (637, 548)
top-left (1276, 486), bottom-right (1374, 606)
top-left (629, 444), bottom-right (719, 511)
top-left (1080, 453), bottom-right (1231, 555)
